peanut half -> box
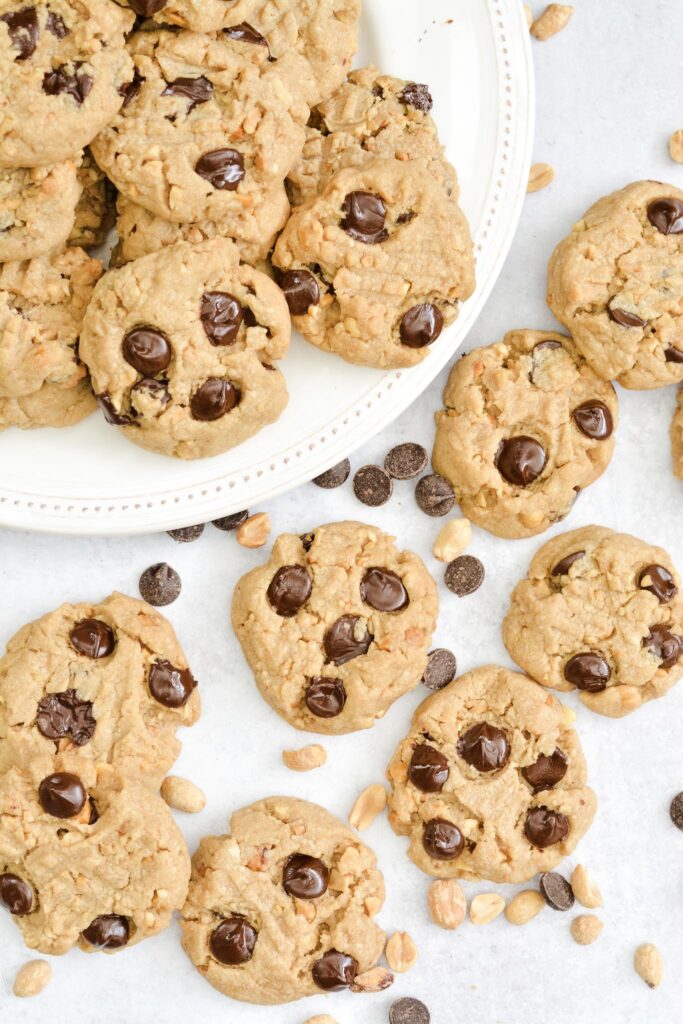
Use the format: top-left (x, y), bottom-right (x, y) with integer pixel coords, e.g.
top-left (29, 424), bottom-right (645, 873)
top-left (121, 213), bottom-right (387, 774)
top-left (571, 865), bottom-right (602, 909)
top-left (385, 931), bottom-right (418, 973)
top-left (160, 776), bottom-right (206, 814)
top-left (236, 512), bottom-right (271, 548)
top-left (351, 966), bottom-right (394, 993)
top-left (527, 163), bottom-right (555, 193)
top-left (282, 744), bottom-right (327, 772)
top-left (13, 960), bottom-right (52, 998)
top-left (634, 943), bottom-right (664, 989)
top-left (348, 783), bottom-right (387, 830)
top-left (505, 890), bottom-right (544, 926)
top-left (432, 518), bottom-right (472, 562)
top-left (669, 130), bottom-right (683, 165)
top-left (530, 4), bottom-right (574, 40)
top-left (470, 892), bottom-right (506, 925)
top-left (428, 878), bottom-right (467, 930)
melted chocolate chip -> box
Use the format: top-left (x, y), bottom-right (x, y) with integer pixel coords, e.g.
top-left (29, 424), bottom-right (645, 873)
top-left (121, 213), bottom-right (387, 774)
top-left (224, 22), bottom-right (269, 48)
top-left (36, 689), bottom-right (95, 746)
top-left (400, 304), bottom-right (443, 348)
top-left (190, 378), bottom-right (240, 421)
top-left (495, 436), bottom-right (547, 486)
top-left (69, 618), bottom-right (115, 659)
top-left (148, 659), bottom-right (196, 708)
top-left (267, 565), bottom-right (312, 617)
top-left (638, 564), bottom-right (678, 603)
top-left (408, 743), bottom-right (450, 792)
top-left (42, 63), bottom-right (92, 104)
top-left (607, 305), bottom-right (648, 328)
top-left (643, 624), bottom-right (683, 669)
top-left (162, 75), bottom-right (212, 111)
top-left (300, 532), bottom-right (315, 551)
top-left (0, 7), bottom-right (38, 61)
top-left (647, 197), bottom-right (683, 235)
top-left (323, 615), bottom-right (373, 665)
top-left (119, 68), bottom-right (144, 108)
top-left (131, 377), bottom-right (170, 408)
top-left (195, 149), bottom-right (244, 190)
top-left (128, 0), bottom-right (167, 13)
top-left (359, 567), bottom-right (409, 612)
top-left (564, 652), bottom-right (611, 692)
top-left (278, 269), bottom-right (320, 315)
top-left (312, 950), bottom-right (358, 991)
top-left (524, 806), bottom-right (569, 848)
top-left (398, 82), bottom-right (433, 111)
top-left (82, 914), bottom-right (130, 949)
top-left (97, 393), bottom-right (135, 426)
top-left (282, 854), bottom-right (329, 899)
top-left (122, 326), bottom-right (171, 375)
top-left (46, 11), bottom-right (68, 37)
top-left (572, 401), bottom-right (613, 440)
top-left (199, 292), bottom-right (243, 345)
top-left (210, 916), bottom-right (257, 964)
top-left (341, 191), bottom-right (388, 244)
top-left (458, 723), bottom-right (510, 773)
top-left (304, 677), bottom-right (346, 718)
top-left (422, 818), bottom-right (464, 860)
top-left (521, 748), bottom-right (568, 794)
top-left (665, 346), bottom-right (683, 363)
top-left (0, 873), bottom-right (33, 916)
top-left (551, 550), bottom-right (585, 577)
top-left (38, 771), bottom-right (86, 818)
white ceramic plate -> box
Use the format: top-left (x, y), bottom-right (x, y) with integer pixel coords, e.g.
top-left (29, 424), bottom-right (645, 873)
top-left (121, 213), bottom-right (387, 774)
top-left (0, 0), bottom-right (534, 534)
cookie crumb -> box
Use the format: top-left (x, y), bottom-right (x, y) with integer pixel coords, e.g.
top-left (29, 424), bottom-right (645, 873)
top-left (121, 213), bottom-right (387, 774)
top-left (415, 473), bottom-right (455, 516)
top-left (282, 744), bottom-right (327, 772)
top-left (236, 512), bottom-right (270, 548)
top-left (384, 442), bottom-right (428, 480)
top-left (160, 776), bottom-right (206, 814)
top-left (527, 163), bottom-right (555, 192)
top-left (669, 130), bottom-right (683, 164)
top-left (353, 465), bottom-right (393, 506)
top-left (428, 878), bottom-right (466, 930)
top-left (571, 865), bottom-right (603, 908)
top-left (312, 459), bottom-right (351, 488)
top-left (422, 648), bottom-right (457, 690)
top-left (167, 524), bottom-right (204, 542)
top-left (13, 960), bottom-right (52, 998)
top-left (571, 914), bottom-right (603, 945)
top-left (139, 562), bottom-right (181, 606)
top-left (469, 892), bottom-right (506, 925)
top-left (212, 510), bottom-right (248, 531)
top-left (444, 555), bottom-right (484, 596)
top-left (634, 943), bottom-right (663, 988)
top-left (385, 931), bottom-right (418, 973)
top-left (389, 996), bottom-right (431, 1024)
top-left (530, 4), bottom-right (573, 39)
top-left (540, 871), bottom-right (575, 911)
top-left (505, 889), bottom-right (545, 925)
top-left (348, 783), bottom-right (387, 830)
top-left (432, 517), bottom-right (472, 561)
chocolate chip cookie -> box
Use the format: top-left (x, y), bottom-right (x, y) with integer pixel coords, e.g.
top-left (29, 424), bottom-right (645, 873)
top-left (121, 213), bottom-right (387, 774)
top-left (0, 592), bottom-right (200, 785)
top-left (432, 329), bottom-right (618, 539)
top-left (231, 521), bottom-right (438, 733)
top-left (386, 665), bottom-right (596, 883)
top-left (273, 158), bottom-right (475, 369)
top-left (0, 157), bottom-right (81, 261)
top-left (547, 180), bottom-right (683, 389)
top-left (0, 762), bottom-right (190, 955)
top-left (0, 0), bottom-right (134, 168)
top-left (67, 149), bottom-right (115, 249)
top-left (503, 525), bottom-right (683, 717)
top-left (180, 796), bottom-right (385, 1004)
top-left (672, 388), bottom-right (683, 479)
top-left (79, 238), bottom-right (290, 460)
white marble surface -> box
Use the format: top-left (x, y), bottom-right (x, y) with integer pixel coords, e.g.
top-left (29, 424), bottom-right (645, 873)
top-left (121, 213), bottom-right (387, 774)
top-left (3, 1), bottom-right (683, 1021)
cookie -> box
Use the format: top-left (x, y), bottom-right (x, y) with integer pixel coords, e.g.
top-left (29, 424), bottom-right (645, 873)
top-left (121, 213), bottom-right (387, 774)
top-left (432, 329), bottom-right (619, 539)
top-left (671, 388), bottom-right (683, 479)
top-left (79, 238), bottom-right (290, 460)
top-left (90, 27), bottom-right (307, 226)
top-left (547, 181), bottom-right (683, 389)
top-left (180, 796), bottom-right (385, 1004)
top-left (503, 525), bottom-right (683, 717)
top-left (0, 0), bottom-right (134, 169)
top-left (0, 157), bottom-right (81, 262)
top-left (288, 65), bottom-right (458, 207)
top-left (0, 246), bottom-right (102, 431)
top-left (0, 762), bottom-right (190, 955)
top-left (0, 591), bottom-right (200, 785)
top-left (386, 664), bottom-right (596, 883)
top-left (231, 521), bottom-right (438, 733)
top-left (67, 149), bottom-right (115, 249)
top-left (272, 158), bottom-right (475, 369)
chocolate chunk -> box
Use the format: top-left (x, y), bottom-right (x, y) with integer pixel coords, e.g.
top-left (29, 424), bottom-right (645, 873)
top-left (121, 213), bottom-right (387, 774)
top-left (572, 400), bottom-right (613, 440)
top-left (384, 442), bottom-right (428, 480)
top-left (148, 659), bottom-right (196, 707)
top-left (97, 392), bottom-right (135, 426)
top-left (129, 0), bottom-right (167, 13)
top-left (122, 326), bottom-right (171, 375)
top-left (607, 305), bottom-right (648, 328)
top-left (38, 771), bottom-right (86, 818)
top-left (301, 532), bottom-right (315, 551)
top-left (200, 292), bottom-right (244, 345)
top-left (323, 615), bottom-right (373, 665)
top-left (82, 914), bottom-right (130, 949)
top-left (495, 436), bottom-right (547, 486)
top-left (647, 197), bottom-right (683, 235)
top-left (46, 11), bottom-right (68, 37)
top-left (529, 340), bottom-right (563, 382)
top-left (539, 871), bottom-right (575, 911)
top-left (669, 792), bottom-right (683, 831)
top-left (551, 550), bottom-right (585, 577)
top-left (69, 618), bottom-right (115, 659)
top-left (340, 191), bottom-right (388, 244)
top-left (637, 564), bottom-right (677, 604)
top-left (282, 854), bottom-right (329, 899)
top-left (360, 567), bottom-right (408, 612)
top-left (190, 378), bottom-right (240, 421)
top-left (665, 346), bottom-right (683, 363)
top-left (313, 459), bottom-right (350, 488)
top-left (195, 149), bottom-right (245, 190)
top-left (161, 75), bottom-right (212, 111)
top-left (399, 304), bottom-right (443, 348)
top-left (533, 339), bottom-right (563, 354)
top-left (167, 524), bottom-right (204, 542)
top-left (224, 22), bottom-right (269, 48)
top-left (445, 555), bottom-right (485, 597)
top-left (267, 565), bottom-right (312, 617)
top-left (422, 648), bottom-right (456, 690)
top-left (415, 473), bottom-right (455, 516)
top-left (42, 63), bottom-right (92, 104)
top-left (278, 269), bottom-right (320, 316)
top-left (352, 464), bottom-right (393, 506)
top-left (643, 624), bottom-right (683, 669)
top-left (0, 873), bottom-right (33, 916)
top-left (458, 722), bottom-right (510, 772)
top-left (524, 806), bottom-right (569, 848)
top-left (564, 652), bottom-right (611, 692)
top-left (0, 7), bottom-right (39, 61)
top-left (139, 562), bottom-right (181, 606)
top-left (119, 68), bottom-right (144, 108)
top-left (521, 748), bottom-right (568, 793)
top-left (312, 950), bottom-right (358, 991)
top-left (422, 818), bottom-right (464, 860)
top-left (36, 689), bottom-right (95, 746)
top-left (210, 915), bottom-right (256, 965)
top-left (212, 510), bottom-right (248, 531)
top-left (398, 82), bottom-right (433, 111)
top-left (304, 677), bottom-right (346, 718)
top-left (389, 996), bottom-right (431, 1024)
top-left (408, 743), bottom-right (449, 792)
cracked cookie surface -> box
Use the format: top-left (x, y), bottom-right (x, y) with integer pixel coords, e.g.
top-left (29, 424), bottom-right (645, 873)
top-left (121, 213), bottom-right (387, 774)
top-left (386, 664), bottom-right (596, 883)
top-left (503, 525), bottom-right (683, 717)
top-left (432, 329), bottom-right (618, 539)
top-left (68, 149), bottom-right (115, 249)
top-left (547, 180), bottom-right (683, 389)
top-left (0, 158), bottom-right (81, 262)
top-left (180, 795), bottom-right (385, 1004)
top-left (231, 521), bottom-right (438, 733)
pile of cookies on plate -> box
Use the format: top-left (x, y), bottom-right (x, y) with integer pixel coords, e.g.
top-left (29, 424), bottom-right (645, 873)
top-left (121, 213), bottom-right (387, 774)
top-left (0, 0), bottom-right (476, 458)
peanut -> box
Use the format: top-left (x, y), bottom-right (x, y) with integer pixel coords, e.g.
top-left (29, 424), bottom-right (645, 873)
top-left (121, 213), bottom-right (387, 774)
top-left (385, 931), bottom-right (418, 973)
top-left (303, 1017), bottom-right (338, 1024)
top-left (669, 130), bottom-right (683, 164)
top-left (470, 892), bottom-right (506, 925)
top-left (13, 960), bottom-right (52, 998)
top-left (348, 783), bottom-right (386, 830)
top-left (432, 518), bottom-right (472, 562)
top-left (236, 512), bottom-right (271, 548)
top-left (428, 878), bottom-right (467, 930)
top-left (530, 4), bottom-right (574, 40)
top-left (351, 966), bottom-right (394, 992)
top-left (571, 865), bottom-right (602, 909)
top-left (571, 914), bottom-right (603, 945)
top-left (505, 889), bottom-right (544, 926)
top-left (634, 943), bottom-right (663, 989)
top-left (160, 776), bottom-right (206, 814)
top-left (282, 744), bottom-right (327, 772)
top-left (527, 163), bottom-right (555, 193)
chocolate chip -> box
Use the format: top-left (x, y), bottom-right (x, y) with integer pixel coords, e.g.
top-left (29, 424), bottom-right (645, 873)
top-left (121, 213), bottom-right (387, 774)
top-left (495, 436), bottom-right (547, 486)
top-left (647, 197), bottom-right (683, 235)
top-left (409, 743), bottom-right (449, 792)
top-left (665, 346), bottom-right (683, 363)
top-left (161, 75), bottom-right (212, 111)
top-left (445, 556), bottom-right (485, 597)
top-left (167, 524), bottom-right (204, 542)
top-left (398, 82), bottom-right (433, 111)
top-left (353, 465), bottom-right (393, 506)
top-left (139, 562), bottom-right (181, 606)
top-left (458, 722), bottom-right (510, 772)
top-left (122, 326), bottom-right (171, 375)
top-left (572, 400), bottom-right (613, 440)
top-left (42, 63), bottom-right (92, 104)
top-left (82, 914), bottom-right (130, 949)
top-left (669, 792), bottom-right (683, 831)
top-left (539, 871), bottom-right (575, 911)
top-left (69, 618), bottom-right (115, 659)
top-left (551, 550), bottom-right (585, 577)
top-left (212, 510), bottom-right (248, 531)
top-left (267, 565), bottom-right (312, 616)
top-left (282, 854), bottom-right (329, 899)
top-left (521, 748), bottom-right (568, 794)
top-left (415, 473), bottom-right (455, 516)
top-left (312, 459), bottom-right (350, 488)
top-left (96, 393), bottom-right (135, 426)
top-left (200, 292), bottom-right (244, 345)
top-left (524, 806), bottom-right (569, 848)
top-left (323, 615), bottom-right (373, 665)
top-left (195, 149), bottom-right (244, 190)
top-left (190, 378), bottom-right (240, 421)
top-left (384, 442), bottom-right (428, 480)
top-left (278, 269), bottom-right (320, 316)
top-left (119, 68), bottom-right (144, 108)
top-left (129, 0), bottom-right (167, 13)
top-left (607, 305), bottom-right (648, 328)
top-left (564, 652), bottom-right (611, 692)
top-left (389, 996), bottom-right (431, 1024)
top-left (46, 11), bottom-right (68, 37)
top-left (304, 677), bottom-right (346, 718)
top-left (312, 950), bottom-right (358, 991)
top-left (359, 567), bottom-right (408, 612)
top-left (340, 191), bottom-right (388, 244)
top-left (131, 377), bottom-right (170, 408)
top-left (148, 659), bottom-right (196, 707)
top-left (422, 648), bottom-right (456, 690)
top-left (422, 818), bottom-right (464, 860)
top-left (210, 915), bottom-right (257, 965)
top-left (533, 339), bottom-right (563, 354)
top-left (0, 873), bottom-right (33, 916)
top-left (301, 532), bottom-right (315, 551)
top-left (224, 22), bottom-right (269, 48)
top-left (36, 690), bottom-right (95, 746)
top-left (638, 564), bottom-right (677, 604)
top-left (0, 7), bottom-right (38, 61)
top-left (38, 771), bottom-right (86, 818)
top-left (643, 624), bottom-right (683, 669)
top-left (399, 304), bottom-right (443, 348)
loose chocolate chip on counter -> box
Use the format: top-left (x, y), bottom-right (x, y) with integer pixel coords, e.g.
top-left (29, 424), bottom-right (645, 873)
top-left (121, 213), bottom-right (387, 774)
top-left (422, 648), bottom-right (456, 690)
top-left (161, 75), bottom-right (213, 111)
top-left (312, 950), bottom-right (358, 991)
top-left (36, 690), bottom-right (95, 745)
top-left (445, 555), bottom-right (485, 597)
top-left (323, 615), bottom-right (373, 665)
top-left (46, 11), bottom-right (68, 37)
top-left (415, 473), bottom-right (455, 516)
top-left (82, 915), bottom-right (130, 949)
top-left (360, 567), bottom-right (408, 612)
top-left (353, 465), bottom-right (393, 506)
top-left (122, 326), bottom-right (172, 375)
top-left (267, 565), bottom-right (312, 617)
top-left (304, 677), bottom-right (346, 718)
top-left (129, 0), bottom-right (167, 13)
top-left (1, 7), bottom-right (39, 60)
top-left (521, 748), bottom-right (568, 794)
top-left (224, 22), bottom-right (269, 48)
top-left (38, 772), bottom-right (86, 819)
top-left (400, 304), bottom-right (444, 348)
top-left (69, 618), bottom-right (116, 659)
top-left (167, 524), bottom-right (204, 543)
top-left (278, 269), bottom-right (320, 316)
top-left (313, 459), bottom-right (350, 488)
top-left (340, 191), bottom-right (388, 244)
top-left (398, 82), bottom-right (433, 111)
top-left (665, 346), bottom-right (683, 363)
top-left (200, 292), bottom-right (244, 345)
top-left (524, 807), bottom-right (569, 849)
top-left (210, 915), bottom-right (257, 965)
top-left (422, 818), bottom-right (464, 860)
top-left (190, 378), bottom-right (240, 421)
top-left (637, 564), bottom-right (677, 603)
top-left (282, 854), bottom-right (329, 899)
top-left (540, 871), bottom-right (575, 911)
top-left (495, 436), bottom-right (547, 486)
top-left (148, 659), bottom-right (196, 707)
top-left (384, 442), bottom-right (428, 480)
top-left (647, 197), bottom-right (683, 235)
top-left (458, 723), bottom-right (510, 772)
top-left (42, 63), bottom-right (92, 104)
top-left (139, 562), bottom-right (182, 606)
top-left (389, 996), bottom-right (431, 1024)
top-left (669, 792), bottom-right (683, 831)
top-left (551, 550), bottom-right (585, 577)
top-left (212, 510), bottom-right (248, 531)
top-left (564, 652), bottom-right (610, 692)
top-left (643, 624), bottom-right (683, 669)
top-left (572, 401), bottom-right (613, 440)
top-left (607, 305), bottom-right (648, 328)
top-left (96, 392), bottom-right (135, 426)
top-left (0, 873), bottom-right (33, 916)
top-left (195, 149), bottom-right (245, 190)
top-left (408, 743), bottom-right (449, 792)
